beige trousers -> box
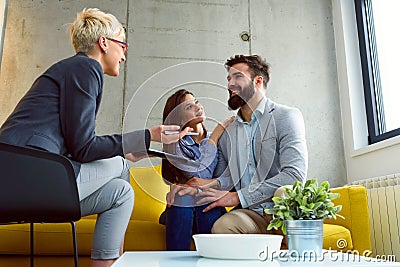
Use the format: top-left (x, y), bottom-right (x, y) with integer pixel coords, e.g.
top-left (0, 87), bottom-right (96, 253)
top-left (211, 208), bottom-right (287, 248)
top-left (211, 209), bottom-right (269, 234)
top-left (210, 186), bottom-right (289, 234)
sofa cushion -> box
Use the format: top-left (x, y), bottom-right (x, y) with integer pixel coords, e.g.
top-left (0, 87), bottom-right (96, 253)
top-left (130, 166), bottom-right (169, 223)
top-left (0, 217), bottom-right (166, 255)
top-left (0, 218), bottom-right (95, 255)
top-left (323, 223), bottom-right (353, 251)
top-left (124, 220), bottom-right (166, 251)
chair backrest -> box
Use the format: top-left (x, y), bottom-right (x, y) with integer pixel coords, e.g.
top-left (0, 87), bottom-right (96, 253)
top-left (0, 142), bottom-right (81, 223)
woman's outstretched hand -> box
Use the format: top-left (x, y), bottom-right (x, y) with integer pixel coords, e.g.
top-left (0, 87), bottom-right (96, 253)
top-left (149, 125), bottom-right (193, 144)
top-left (124, 153), bottom-right (153, 162)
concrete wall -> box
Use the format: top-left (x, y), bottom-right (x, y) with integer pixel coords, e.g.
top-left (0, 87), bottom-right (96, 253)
top-left (0, 0), bottom-right (346, 186)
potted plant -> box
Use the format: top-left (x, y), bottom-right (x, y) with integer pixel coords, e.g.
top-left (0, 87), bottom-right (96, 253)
top-left (265, 178), bottom-right (343, 257)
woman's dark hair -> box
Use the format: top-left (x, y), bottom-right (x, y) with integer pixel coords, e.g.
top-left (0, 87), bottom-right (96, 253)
top-left (161, 89), bottom-right (196, 184)
top-left (162, 89), bottom-right (192, 128)
top-left (225, 54), bottom-right (270, 88)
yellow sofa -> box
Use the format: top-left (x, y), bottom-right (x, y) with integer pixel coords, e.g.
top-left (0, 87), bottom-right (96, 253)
top-left (324, 185), bottom-right (372, 254)
top-left (0, 166), bottom-right (371, 266)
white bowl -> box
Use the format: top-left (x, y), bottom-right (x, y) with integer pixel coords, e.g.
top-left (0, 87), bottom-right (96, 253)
top-left (192, 234), bottom-right (283, 260)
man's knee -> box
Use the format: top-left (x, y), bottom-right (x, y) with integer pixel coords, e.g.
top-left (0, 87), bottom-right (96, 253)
top-left (212, 209), bottom-right (269, 234)
top-left (211, 214), bottom-right (232, 234)
top-left (211, 211), bottom-right (242, 234)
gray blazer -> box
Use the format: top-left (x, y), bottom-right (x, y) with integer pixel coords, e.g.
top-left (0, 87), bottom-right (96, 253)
top-left (215, 98), bottom-right (308, 210)
top-left (0, 53), bottom-right (148, 176)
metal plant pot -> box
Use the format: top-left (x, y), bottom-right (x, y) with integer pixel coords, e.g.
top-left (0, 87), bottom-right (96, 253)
top-left (284, 219), bottom-right (323, 257)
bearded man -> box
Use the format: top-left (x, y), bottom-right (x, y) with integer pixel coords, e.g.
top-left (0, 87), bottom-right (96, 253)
top-left (186, 54), bottom-right (308, 235)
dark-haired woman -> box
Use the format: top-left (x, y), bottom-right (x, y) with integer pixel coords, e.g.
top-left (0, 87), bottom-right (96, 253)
top-left (161, 89), bottom-right (234, 250)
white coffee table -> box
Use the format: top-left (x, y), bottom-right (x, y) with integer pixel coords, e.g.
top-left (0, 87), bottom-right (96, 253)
top-left (112, 251), bottom-right (400, 267)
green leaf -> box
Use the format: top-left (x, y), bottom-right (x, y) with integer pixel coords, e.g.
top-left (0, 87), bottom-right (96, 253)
top-left (282, 223), bottom-right (287, 235)
top-left (299, 205), bottom-right (313, 212)
top-left (328, 193), bottom-right (340, 200)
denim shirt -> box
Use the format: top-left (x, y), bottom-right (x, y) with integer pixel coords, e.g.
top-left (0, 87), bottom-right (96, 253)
top-left (235, 98), bottom-right (266, 215)
top-left (170, 133), bottom-right (218, 207)
top-left (174, 134), bottom-right (218, 179)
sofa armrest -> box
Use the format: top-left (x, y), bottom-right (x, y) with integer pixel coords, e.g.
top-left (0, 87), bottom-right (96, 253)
top-left (130, 166), bottom-right (169, 223)
top-left (324, 185), bottom-right (371, 253)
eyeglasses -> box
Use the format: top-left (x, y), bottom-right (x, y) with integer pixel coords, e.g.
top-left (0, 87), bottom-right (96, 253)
top-left (106, 37), bottom-right (129, 52)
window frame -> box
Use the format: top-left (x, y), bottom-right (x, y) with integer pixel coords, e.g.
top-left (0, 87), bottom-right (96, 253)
top-left (354, 0), bottom-right (400, 144)
top-left (0, 0), bottom-right (8, 64)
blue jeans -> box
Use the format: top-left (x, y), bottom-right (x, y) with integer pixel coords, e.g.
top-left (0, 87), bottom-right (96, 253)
top-left (165, 204), bottom-right (226, 250)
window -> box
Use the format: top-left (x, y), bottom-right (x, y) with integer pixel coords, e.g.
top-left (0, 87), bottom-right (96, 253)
top-left (0, 0), bottom-right (7, 63)
top-left (354, 0), bottom-right (400, 144)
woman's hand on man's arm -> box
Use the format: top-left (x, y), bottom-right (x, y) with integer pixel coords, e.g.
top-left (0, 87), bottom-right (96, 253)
top-left (208, 115), bottom-right (235, 145)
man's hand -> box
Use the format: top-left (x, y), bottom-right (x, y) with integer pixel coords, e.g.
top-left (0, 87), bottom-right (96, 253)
top-left (196, 190), bottom-right (240, 212)
top-left (186, 177), bottom-right (219, 189)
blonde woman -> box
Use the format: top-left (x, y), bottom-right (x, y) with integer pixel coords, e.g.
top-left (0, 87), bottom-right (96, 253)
top-left (0, 8), bottom-right (187, 267)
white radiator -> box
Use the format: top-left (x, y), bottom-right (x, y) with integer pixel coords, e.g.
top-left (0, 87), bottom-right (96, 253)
top-left (352, 174), bottom-right (400, 261)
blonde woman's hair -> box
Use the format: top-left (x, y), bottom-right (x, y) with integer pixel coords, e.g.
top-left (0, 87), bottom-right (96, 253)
top-left (69, 8), bottom-right (125, 53)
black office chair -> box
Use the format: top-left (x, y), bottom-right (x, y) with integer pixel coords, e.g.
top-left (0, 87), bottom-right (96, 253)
top-left (0, 142), bottom-right (81, 267)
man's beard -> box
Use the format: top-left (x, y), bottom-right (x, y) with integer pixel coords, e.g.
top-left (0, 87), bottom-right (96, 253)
top-left (228, 82), bottom-right (255, 110)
